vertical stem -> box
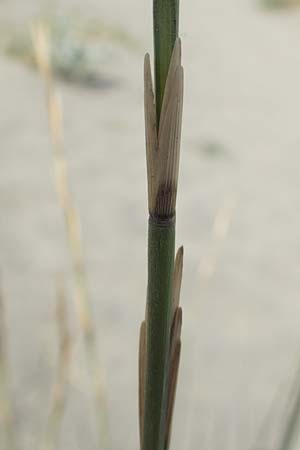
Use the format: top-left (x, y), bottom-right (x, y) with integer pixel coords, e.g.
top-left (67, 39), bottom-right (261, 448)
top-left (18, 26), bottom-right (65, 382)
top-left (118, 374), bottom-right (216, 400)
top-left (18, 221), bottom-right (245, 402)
top-left (142, 4), bottom-right (182, 450)
top-left (153, 0), bottom-right (179, 122)
top-left (143, 218), bottom-right (175, 450)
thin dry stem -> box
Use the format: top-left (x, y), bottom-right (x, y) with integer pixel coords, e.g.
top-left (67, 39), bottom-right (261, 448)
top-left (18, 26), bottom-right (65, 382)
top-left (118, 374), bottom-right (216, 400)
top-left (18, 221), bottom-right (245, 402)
top-left (39, 276), bottom-right (71, 450)
top-left (32, 21), bottom-right (109, 450)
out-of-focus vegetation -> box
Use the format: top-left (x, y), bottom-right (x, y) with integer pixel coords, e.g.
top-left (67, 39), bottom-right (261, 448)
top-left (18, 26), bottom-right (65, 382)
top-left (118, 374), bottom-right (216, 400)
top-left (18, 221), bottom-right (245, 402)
top-left (261, 0), bottom-right (300, 9)
top-left (1, 14), bottom-right (136, 86)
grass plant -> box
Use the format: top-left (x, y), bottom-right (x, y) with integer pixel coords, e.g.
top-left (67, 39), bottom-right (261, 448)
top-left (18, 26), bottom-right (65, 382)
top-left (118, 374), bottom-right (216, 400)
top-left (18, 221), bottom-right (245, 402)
top-left (139, 3), bottom-right (184, 450)
top-left (3, 5), bottom-right (300, 450)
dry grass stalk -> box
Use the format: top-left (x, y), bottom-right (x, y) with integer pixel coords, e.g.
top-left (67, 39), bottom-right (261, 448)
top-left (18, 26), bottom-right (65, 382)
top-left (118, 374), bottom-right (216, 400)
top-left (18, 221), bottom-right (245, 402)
top-left (31, 21), bottom-right (109, 450)
top-left (0, 284), bottom-right (18, 450)
top-left (39, 276), bottom-right (72, 450)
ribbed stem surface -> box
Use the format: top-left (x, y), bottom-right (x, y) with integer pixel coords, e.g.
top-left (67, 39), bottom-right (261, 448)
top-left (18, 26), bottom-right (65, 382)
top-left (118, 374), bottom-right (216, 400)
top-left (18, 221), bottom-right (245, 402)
top-left (143, 217), bottom-right (175, 450)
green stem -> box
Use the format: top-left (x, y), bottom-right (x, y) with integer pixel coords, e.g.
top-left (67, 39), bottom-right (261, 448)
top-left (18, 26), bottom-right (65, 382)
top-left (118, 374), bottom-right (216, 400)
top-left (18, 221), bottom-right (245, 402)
top-left (153, 0), bottom-right (179, 123)
top-left (143, 217), bottom-right (175, 450)
top-left (142, 4), bottom-right (180, 450)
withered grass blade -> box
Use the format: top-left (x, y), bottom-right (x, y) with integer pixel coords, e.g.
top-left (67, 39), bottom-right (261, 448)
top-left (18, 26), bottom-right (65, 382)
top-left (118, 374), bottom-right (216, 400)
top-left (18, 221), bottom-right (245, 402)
top-left (144, 53), bottom-right (158, 214)
top-left (172, 247), bottom-right (184, 320)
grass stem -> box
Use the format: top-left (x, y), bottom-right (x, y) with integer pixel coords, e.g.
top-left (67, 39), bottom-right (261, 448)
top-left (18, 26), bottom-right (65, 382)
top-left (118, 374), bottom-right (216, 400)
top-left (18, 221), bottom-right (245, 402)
top-left (153, 0), bottom-right (179, 122)
top-left (143, 218), bottom-right (175, 450)
top-left (140, 3), bottom-right (184, 450)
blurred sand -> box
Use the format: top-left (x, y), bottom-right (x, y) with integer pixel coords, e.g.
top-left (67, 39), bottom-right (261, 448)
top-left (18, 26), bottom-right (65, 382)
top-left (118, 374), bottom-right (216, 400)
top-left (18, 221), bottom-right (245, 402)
top-left (1, 0), bottom-right (300, 449)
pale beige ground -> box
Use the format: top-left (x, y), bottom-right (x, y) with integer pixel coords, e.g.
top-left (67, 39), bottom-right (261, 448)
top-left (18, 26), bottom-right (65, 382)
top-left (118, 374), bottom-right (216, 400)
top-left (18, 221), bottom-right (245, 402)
top-left (1, 1), bottom-right (300, 450)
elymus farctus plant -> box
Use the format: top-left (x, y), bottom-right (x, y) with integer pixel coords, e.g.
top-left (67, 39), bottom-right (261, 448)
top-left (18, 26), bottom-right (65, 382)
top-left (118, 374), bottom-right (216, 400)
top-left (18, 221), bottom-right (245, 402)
top-left (138, 2), bottom-right (184, 450)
